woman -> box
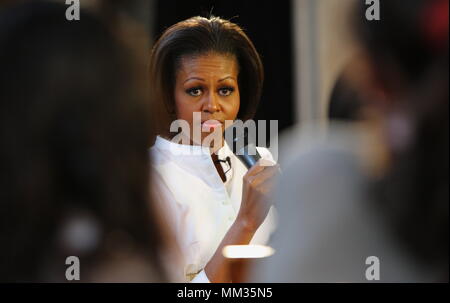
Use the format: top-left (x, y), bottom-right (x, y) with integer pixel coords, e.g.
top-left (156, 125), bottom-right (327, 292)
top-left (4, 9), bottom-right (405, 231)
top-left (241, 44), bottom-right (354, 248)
top-left (149, 16), bottom-right (280, 283)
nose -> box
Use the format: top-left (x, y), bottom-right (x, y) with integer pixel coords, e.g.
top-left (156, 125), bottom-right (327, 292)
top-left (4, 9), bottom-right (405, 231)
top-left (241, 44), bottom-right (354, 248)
top-left (202, 90), bottom-right (220, 113)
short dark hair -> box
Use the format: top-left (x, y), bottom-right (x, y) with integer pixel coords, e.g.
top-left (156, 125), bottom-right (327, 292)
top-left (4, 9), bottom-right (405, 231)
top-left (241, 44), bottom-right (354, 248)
top-left (149, 16), bottom-right (264, 138)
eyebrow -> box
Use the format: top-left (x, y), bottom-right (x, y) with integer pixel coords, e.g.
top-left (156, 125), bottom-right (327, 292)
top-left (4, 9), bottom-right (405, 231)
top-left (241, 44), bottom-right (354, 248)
top-left (183, 76), bottom-right (236, 84)
top-left (218, 76), bottom-right (236, 82)
top-left (183, 77), bottom-right (204, 84)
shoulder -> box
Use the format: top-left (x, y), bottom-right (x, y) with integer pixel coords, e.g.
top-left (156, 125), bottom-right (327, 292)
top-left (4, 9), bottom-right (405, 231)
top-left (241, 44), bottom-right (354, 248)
top-left (149, 137), bottom-right (175, 168)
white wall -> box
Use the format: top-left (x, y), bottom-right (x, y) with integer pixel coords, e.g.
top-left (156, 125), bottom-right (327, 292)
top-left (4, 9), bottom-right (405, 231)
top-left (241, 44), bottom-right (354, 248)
top-left (292, 0), bottom-right (358, 128)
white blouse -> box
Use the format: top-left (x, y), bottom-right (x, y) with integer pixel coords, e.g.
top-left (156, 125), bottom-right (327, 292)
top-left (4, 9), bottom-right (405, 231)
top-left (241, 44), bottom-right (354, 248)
top-left (150, 136), bottom-right (277, 282)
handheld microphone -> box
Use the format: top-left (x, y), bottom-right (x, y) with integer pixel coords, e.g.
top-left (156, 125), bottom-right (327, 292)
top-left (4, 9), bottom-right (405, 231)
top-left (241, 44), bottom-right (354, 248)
top-left (225, 124), bottom-right (261, 169)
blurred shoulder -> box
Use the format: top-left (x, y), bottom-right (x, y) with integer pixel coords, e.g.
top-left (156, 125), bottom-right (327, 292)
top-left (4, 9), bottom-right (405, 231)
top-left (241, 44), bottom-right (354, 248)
top-left (278, 121), bottom-right (367, 168)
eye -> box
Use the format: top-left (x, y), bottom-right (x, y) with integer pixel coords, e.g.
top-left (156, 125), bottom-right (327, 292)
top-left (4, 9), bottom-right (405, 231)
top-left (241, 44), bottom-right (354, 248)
top-left (186, 87), bottom-right (203, 97)
top-left (218, 87), bottom-right (235, 97)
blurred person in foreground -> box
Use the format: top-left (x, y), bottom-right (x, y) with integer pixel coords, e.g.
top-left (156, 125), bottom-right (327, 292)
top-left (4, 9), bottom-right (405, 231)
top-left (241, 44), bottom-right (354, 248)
top-left (252, 0), bottom-right (448, 282)
top-left (0, 1), bottom-right (168, 282)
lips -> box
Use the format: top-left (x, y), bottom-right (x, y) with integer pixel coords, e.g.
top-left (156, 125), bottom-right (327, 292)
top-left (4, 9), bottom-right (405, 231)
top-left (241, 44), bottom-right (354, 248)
top-left (201, 119), bottom-right (223, 131)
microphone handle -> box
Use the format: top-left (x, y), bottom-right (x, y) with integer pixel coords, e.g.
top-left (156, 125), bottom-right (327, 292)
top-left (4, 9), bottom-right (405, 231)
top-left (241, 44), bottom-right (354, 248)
top-left (236, 147), bottom-right (261, 169)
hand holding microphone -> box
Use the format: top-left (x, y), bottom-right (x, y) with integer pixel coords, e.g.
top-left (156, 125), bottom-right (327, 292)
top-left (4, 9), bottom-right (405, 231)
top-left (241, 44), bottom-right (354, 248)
top-left (224, 124), bottom-right (280, 232)
top-left (238, 158), bottom-right (280, 231)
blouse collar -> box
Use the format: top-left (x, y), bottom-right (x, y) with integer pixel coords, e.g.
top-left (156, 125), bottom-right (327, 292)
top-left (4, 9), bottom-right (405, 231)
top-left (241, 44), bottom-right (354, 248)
top-left (154, 135), bottom-right (233, 159)
top-left (152, 136), bottom-right (235, 190)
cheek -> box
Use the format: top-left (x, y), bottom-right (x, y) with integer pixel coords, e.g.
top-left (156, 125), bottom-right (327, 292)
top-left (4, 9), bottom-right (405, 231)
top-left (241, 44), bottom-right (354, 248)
top-left (174, 92), bottom-right (194, 122)
top-left (226, 93), bottom-right (240, 119)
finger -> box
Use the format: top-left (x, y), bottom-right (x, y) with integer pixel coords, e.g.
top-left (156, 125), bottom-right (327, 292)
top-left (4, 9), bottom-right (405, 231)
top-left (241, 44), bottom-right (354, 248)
top-left (245, 161), bottom-right (267, 177)
top-left (257, 163), bottom-right (280, 179)
top-left (248, 164), bottom-right (280, 187)
top-left (245, 159), bottom-right (280, 179)
top-left (258, 158), bottom-right (277, 167)
top-left (259, 176), bottom-right (277, 194)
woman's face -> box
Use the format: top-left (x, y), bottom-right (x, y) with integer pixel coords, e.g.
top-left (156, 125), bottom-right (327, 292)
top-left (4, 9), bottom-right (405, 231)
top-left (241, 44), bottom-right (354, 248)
top-left (174, 52), bottom-right (240, 146)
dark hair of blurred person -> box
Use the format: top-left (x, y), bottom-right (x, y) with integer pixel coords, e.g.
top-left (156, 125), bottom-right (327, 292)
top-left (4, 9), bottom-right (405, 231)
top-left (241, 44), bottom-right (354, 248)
top-left (0, 1), bottom-right (166, 282)
top-left (328, 63), bottom-right (365, 122)
top-left (355, 0), bottom-right (448, 279)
